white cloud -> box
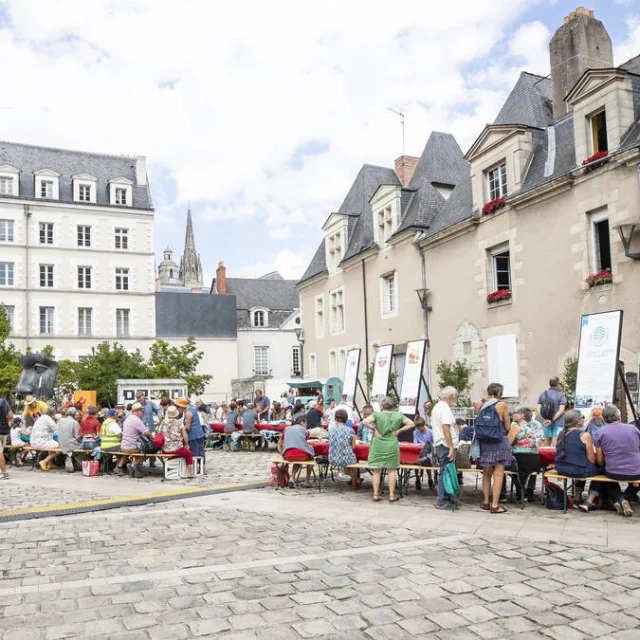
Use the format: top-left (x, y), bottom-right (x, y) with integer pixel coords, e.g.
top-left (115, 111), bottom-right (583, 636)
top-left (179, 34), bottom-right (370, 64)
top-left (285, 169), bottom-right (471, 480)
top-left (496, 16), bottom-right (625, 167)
top-left (234, 249), bottom-right (312, 281)
top-left (615, 14), bottom-right (640, 65)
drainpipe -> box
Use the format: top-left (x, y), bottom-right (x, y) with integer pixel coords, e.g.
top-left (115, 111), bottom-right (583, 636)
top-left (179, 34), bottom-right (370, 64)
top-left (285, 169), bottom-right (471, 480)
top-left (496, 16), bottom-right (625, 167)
top-left (412, 234), bottom-right (431, 390)
top-left (361, 259), bottom-right (370, 376)
top-left (24, 204), bottom-right (31, 350)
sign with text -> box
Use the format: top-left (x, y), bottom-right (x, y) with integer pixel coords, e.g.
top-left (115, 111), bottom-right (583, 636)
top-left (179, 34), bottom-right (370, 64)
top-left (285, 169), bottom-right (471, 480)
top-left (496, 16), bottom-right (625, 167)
top-left (575, 310), bottom-right (623, 416)
top-left (371, 344), bottom-right (394, 411)
top-left (399, 340), bottom-right (426, 414)
top-left (342, 348), bottom-right (361, 405)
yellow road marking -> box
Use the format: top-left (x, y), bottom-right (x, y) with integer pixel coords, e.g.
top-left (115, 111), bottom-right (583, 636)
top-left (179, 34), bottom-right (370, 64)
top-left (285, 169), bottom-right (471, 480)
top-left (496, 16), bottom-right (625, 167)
top-left (0, 480), bottom-right (265, 517)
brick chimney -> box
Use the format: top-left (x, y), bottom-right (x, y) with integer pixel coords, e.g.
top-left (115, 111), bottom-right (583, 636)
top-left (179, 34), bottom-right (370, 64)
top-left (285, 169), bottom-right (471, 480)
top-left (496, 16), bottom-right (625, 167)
top-left (135, 156), bottom-right (147, 186)
top-left (216, 261), bottom-right (227, 294)
top-left (394, 155), bottom-right (420, 186)
top-left (549, 7), bottom-right (613, 120)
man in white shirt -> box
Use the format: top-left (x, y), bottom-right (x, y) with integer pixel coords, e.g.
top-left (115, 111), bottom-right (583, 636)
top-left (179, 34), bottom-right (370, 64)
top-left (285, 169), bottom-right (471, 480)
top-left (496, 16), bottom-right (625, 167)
top-left (430, 386), bottom-right (459, 510)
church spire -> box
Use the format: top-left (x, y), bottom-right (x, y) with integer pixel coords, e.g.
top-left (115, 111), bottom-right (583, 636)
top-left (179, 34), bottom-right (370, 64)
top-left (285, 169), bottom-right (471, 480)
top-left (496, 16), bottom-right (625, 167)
top-left (178, 206), bottom-right (204, 289)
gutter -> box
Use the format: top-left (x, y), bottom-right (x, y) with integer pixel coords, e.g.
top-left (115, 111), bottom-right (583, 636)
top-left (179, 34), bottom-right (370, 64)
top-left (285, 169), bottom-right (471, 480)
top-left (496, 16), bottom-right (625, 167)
top-left (24, 204), bottom-right (31, 349)
top-left (412, 233), bottom-right (431, 392)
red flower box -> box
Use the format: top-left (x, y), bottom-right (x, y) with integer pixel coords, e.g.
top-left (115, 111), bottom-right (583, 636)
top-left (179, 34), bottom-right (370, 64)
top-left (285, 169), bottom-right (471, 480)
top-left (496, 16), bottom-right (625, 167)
top-left (586, 270), bottom-right (612, 287)
top-left (482, 196), bottom-right (506, 216)
top-left (582, 151), bottom-right (609, 173)
top-left (582, 150), bottom-right (608, 166)
top-left (487, 289), bottom-right (512, 303)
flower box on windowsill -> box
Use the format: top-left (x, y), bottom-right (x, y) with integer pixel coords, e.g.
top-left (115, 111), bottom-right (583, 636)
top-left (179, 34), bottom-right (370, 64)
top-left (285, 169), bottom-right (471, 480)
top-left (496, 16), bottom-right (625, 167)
top-left (585, 270), bottom-right (613, 288)
top-left (581, 151), bottom-right (609, 174)
top-left (482, 197), bottom-right (506, 216)
top-left (487, 289), bottom-right (512, 305)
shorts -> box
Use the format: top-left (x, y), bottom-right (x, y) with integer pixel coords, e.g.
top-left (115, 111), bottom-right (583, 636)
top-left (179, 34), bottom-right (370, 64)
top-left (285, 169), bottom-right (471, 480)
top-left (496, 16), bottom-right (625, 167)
top-left (543, 425), bottom-right (561, 439)
top-left (0, 434), bottom-right (7, 453)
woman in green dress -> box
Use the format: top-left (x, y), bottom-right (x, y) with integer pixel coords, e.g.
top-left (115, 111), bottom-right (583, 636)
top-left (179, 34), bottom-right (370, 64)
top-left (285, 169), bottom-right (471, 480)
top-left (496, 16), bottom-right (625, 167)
top-left (362, 396), bottom-right (415, 502)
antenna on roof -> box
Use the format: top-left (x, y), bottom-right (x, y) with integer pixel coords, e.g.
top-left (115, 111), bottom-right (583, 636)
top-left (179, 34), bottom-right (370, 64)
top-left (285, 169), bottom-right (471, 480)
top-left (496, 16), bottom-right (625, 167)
top-left (387, 107), bottom-right (405, 157)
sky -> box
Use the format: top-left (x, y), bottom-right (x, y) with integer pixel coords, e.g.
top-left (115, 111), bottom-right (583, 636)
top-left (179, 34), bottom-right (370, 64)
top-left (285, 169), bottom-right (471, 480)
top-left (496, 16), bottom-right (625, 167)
top-left (0, 0), bottom-right (639, 282)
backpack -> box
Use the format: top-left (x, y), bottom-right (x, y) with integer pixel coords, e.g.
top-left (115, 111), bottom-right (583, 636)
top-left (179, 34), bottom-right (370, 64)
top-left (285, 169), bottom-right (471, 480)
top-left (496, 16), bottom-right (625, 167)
top-left (443, 461), bottom-right (460, 497)
top-left (418, 441), bottom-right (434, 467)
top-left (539, 391), bottom-right (556, 422)
top-left (474, 399), bottom-right (504, 442)
top-left (543, 477), bottom-right (573, 510)
top-left (136, 434), bottom-right (159, 455)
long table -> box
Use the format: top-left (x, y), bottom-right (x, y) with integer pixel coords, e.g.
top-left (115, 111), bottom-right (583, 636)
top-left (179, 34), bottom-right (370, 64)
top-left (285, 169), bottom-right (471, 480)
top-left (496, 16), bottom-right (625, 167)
top-left (209, 422), bottom-right (288, 434)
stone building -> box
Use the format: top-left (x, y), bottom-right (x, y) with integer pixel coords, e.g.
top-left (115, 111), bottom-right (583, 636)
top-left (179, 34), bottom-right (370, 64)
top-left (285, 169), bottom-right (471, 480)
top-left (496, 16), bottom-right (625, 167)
top-left (298, 8), bottom-right (640, 408)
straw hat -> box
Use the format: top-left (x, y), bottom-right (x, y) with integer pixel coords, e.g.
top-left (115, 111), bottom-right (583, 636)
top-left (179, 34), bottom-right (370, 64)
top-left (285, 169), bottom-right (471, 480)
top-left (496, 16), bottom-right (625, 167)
top-left (25, 396), bottom-right (36, 406)
top-left (166, 406), bottom-right (179, 419)
top-left (131, 402), bottom-right (144, 412)
top-left (174, 397), bottom-right (190, 409)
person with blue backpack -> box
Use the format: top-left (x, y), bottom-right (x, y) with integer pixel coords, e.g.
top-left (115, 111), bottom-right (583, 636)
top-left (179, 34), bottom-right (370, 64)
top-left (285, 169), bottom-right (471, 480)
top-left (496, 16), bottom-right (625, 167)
top-left (473, 382), bottom-right (514, 514)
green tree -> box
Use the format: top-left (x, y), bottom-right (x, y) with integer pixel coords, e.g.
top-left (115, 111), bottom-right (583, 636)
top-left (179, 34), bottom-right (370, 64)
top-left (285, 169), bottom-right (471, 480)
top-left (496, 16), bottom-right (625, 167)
top-left (435, 359), bottom-right (475, 406)
top-left (54, 359), bottom-right (80, 399)
top-left (364, 361), bottom-right (399, 404)
top-left (561, 356), bottom-right (578, 406)
top-left (75, 342), bottom-right (151, 406)
top-left (0, 304), bottom-right (21, 400)
top-left (147, 337), bottom-right (212, 396)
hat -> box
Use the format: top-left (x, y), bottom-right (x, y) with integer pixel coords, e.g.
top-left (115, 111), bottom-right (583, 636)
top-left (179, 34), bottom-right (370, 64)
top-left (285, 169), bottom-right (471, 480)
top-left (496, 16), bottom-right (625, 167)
top-left (131, 402), bottom-right (144, 412)
top-left (87, 405), bottom-right (96, 412)
top-left (166, 406), bottom-right (179, 419)
top-left (294, 414), bottom-right (307, 425)
top-left (13, 417), bottom-right (22, 423)
top-left (25, 396), bottom-right (36, 406)
top-left (108, 409), bottom-right (117, 417)
top-left (67, 408), bottom-right (77, 416)
top-left (175, 397), bottom-right (190, 409)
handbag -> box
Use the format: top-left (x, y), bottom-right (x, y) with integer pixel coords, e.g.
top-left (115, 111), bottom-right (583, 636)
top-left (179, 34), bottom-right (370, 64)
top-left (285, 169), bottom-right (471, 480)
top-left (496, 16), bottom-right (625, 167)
top-left (82, 460), bottom-right (100, 477)
top-left (136, 434), bottom-right (159, 455)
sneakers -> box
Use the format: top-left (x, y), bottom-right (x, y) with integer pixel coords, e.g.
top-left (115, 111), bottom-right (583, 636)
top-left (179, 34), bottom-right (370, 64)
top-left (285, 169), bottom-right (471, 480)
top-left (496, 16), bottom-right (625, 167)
top-left (113, 467), bottom-right (126, 476)
top-left (435, 502), bottom-right (454, 510)
top-left (65, 456), bottom-right (75, 473)
top-left (578, 502), bottom-right (590, 513)
top-left (0, 472), bottom-right (9, 480)
top-left (621, 499), bottom-right (634, 517)
top-left (134, 466), bottom-right (144, 479)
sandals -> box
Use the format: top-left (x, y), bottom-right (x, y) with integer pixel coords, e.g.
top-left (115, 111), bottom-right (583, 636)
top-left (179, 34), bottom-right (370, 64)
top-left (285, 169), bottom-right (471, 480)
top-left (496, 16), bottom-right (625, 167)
top-left (388, 496), bottom-right (399, 503)
top-left (480, 503), bottom-right (490, 510)
top-left (490, 506), bottom-right (508, 514)
top-left (373, 495), bottom-right (382, 502)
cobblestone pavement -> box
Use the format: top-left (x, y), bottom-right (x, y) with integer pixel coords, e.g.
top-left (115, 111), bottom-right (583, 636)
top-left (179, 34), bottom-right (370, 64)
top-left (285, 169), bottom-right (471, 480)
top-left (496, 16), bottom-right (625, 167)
top-left (2, 450), bottom-right (640, 638)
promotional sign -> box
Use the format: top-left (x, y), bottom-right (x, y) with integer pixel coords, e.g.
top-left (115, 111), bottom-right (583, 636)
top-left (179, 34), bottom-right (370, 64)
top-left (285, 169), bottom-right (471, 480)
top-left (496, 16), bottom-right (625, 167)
top-left (342, 348), bottom-right (361, 405)
top-left (399, 340), bottom-right (426, 414)
top-left (574, 310), bottom-right (623, 416)
top-left (371, 344), bottom-right (394, 411)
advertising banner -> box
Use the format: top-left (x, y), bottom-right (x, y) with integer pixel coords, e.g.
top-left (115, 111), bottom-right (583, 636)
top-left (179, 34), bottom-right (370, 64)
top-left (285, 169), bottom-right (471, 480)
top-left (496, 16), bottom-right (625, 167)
top-left (399, 340), bottom-right (426, 414)
top-left (574, 310), bottom-right (623, 416)
top-left (371, 344), bottom-right (394, 411)
top-left (342, 348), bottom-right (361, 405)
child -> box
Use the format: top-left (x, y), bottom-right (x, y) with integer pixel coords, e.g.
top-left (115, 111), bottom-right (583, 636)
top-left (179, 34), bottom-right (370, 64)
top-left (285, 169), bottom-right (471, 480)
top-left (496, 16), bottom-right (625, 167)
top-left (10, 417), bottom-right (30, 466)
top-left (413, 416), bottom-right (432, 445)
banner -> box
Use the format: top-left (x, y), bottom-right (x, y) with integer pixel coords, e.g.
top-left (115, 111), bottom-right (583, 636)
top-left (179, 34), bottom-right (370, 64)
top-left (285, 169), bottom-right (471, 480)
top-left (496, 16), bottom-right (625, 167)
top-left (399, 340), bottom-right (426, 414)
top-left (342, 348), bottom-right (361, 405)
top-left (574, 310), bottom-right (623, 416)
top-left (371, 345), bottom-right (394, 411)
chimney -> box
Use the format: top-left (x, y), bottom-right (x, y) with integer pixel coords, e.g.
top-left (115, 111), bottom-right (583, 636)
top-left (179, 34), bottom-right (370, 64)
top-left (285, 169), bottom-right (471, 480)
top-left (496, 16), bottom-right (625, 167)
top-left (216, 261), bottom-right (227, 294)
top-left (394, 155), bottom-right (420, 186)
top-left (549, 7), bottom-right (613, 120)
top-left (135, 156), bottom-right (147, 186)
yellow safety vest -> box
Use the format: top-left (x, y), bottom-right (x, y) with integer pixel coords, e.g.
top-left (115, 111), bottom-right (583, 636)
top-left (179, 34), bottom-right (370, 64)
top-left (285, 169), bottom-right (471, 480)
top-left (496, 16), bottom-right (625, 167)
top-left (100, 418), bottom-right (122, 449)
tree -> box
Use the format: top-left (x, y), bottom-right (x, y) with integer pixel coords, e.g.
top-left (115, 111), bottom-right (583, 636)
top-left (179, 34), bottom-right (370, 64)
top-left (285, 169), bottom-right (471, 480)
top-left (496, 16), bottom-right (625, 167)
top-left (561, 356), bottom-right (578, 407)
top-left (435, 359), bottom-right (475, 406)
top-left (54, 359), bottom-right (80, 399)
top-left (147, 337), bottom-right (212, 396)
top-left (74, 342), bottom-right (151, 406)
top-left (0, 305), bottom-right (21, 400)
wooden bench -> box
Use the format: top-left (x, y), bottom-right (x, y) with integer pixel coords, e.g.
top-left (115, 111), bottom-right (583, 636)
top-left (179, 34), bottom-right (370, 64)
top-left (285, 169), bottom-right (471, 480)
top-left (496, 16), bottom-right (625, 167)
top-left (270, 457), bottom-right (324, 492)
top-left (543, 469), bottom-right (630, 512)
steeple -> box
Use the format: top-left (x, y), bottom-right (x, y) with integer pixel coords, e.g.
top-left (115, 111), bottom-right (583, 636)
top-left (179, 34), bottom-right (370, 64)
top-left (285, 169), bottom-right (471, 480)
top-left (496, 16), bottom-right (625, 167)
top-left (178, 207), bottom-right (204, 290)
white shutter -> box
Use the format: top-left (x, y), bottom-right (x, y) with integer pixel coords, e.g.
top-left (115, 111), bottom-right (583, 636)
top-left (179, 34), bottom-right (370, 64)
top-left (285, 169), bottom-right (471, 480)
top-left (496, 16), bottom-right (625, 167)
top-left (487, 334), bottom-right (519, 397)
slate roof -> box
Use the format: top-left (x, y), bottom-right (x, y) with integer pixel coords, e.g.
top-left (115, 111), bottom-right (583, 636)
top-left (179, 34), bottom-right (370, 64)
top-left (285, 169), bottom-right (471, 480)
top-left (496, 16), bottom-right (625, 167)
top-left (224, 277), bottom-right (299, 311)
top-left (0, 140), bottom-right (153, 210)
top-left (494, 72), bottom-right (553, 129)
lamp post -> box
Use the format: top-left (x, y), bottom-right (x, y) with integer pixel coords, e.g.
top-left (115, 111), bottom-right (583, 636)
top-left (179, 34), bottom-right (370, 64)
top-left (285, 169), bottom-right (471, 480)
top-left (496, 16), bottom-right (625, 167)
top-left (415, 288), bottom-right (432, 397)
top-left (614, 222), bottom-right (640, 259)
top-left (294, 327), bottom-right (304, 378)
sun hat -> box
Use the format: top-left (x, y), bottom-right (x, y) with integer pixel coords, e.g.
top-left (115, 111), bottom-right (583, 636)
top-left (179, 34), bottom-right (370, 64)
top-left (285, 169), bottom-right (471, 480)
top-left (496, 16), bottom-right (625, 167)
top-left (131, 402), bottom-right (144, 412)
top-left (175, 397), bottom-right (190, 409)
top-left (25, 396), bottom-right (36, 405)
top-left (166, 406), bottom-right (179, 419)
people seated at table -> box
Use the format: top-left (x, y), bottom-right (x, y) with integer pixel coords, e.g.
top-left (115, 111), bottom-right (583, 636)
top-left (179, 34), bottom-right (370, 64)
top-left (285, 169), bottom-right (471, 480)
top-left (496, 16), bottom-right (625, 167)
top-left (508, 406), bottom-right (541, 501)
top-left (242, 404), bottom-right (259, 433)
top-left (594, 405), bottom-right (640, 517)
top-left (158, 406), bottom-right (194, 478)
top-left (278, 415), bottom-right (315, 488)
top-left (101, 409), bottom-right (123, 453)
top-left (57, 408), bottom-right (81, 472)
top-left (79, 406), bottom-right (101, 451)
top-left (328, 409), bottom-right (360, 489)
top-left (357, 404), bottom-right (374, 442)
top-left (305, 401), bottom-right (324, 429)
top-left (291, 401), bottom-right (305, 422)
top-left (585, 406), bottom-right (605, 439)
top-left (30, 407), bottom-right (60, 471)
top-left (224, 402), bottom-right (241, 451)
top-left (555, 409), bottom-right (603, 512)
top-left (9, 417), bottom-right (30, 466)
top-left (270, 401), bottom-right (288, 422)
top-left (414, 416), bottom-right (435, 489)
top-left (114, 402), bottom-right (150, 478)
top-left (362, 396), bottom-right (415, 503)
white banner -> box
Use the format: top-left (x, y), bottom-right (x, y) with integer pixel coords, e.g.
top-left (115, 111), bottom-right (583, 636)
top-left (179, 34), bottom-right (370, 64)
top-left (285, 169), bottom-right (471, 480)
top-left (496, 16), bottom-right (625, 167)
top-left (371, 344), bottom-right (394, 411)
top-left (342, 348), bottom-right (361, 405)
top-left (575, 310), bottom-right (623, 415)
top-left (399, 340), bottom-right (426, 414)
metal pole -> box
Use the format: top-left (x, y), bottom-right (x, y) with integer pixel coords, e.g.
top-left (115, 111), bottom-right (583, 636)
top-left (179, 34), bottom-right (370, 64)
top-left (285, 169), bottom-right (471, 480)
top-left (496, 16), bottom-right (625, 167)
top-left (24, 204), bottom-right (31, 350)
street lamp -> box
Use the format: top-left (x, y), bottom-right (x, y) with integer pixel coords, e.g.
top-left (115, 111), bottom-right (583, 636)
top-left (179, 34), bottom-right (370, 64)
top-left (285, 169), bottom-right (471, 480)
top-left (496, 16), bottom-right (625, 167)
top-left (294, 327), bottom-right (304, 377)
top-left (415, 288), bottom-right (432, 311)
top-left (615, 222), bottom-right (640, 259)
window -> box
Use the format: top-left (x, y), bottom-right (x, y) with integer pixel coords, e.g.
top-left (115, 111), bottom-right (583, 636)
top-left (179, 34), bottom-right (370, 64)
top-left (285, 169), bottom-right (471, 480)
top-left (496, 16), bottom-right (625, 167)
top-left (315, 296), bottom-right (324, 338)
top-left (327, 231), bottom-right (343, 272)
top-left (309, 353), bottom-right (317, 378)
top-left (0, 177), bottom-right (13, 195)
top-left (463, 341), bottom-right (472, 356)
top-left (3, 305), bottom-right (14, 334)
top-left (115, 268), bottom-right (130, 291)
top-left (116, 308), bottom-right (130, 337)
top-left (591, 110), bottom-right (608, 154)
top-left (292, 345), bottom-right (301, 376)
top-left (39, 222), bottom-right (53, 245)
top-left (491, 246), bottom-right (511, 291)
top-left (0, 220), bottom-right (13, 242)
top-left (591, 212), bottom-right (612, 273)
top-left (39, 264), bottom-right (54, 288)
top-left (252, 310), bottom-right (267, 327)
top-left (115, 228), bottom-right (128, 250)
top-left (78, 308), bottom-right (92, 336)
top-left (487, 162), bottom-right (507, 200)
top-left (78, 266), bottom-right (92, 289)
top-left (381, 272), bottom-right (397, 315)
top-left (329, 350), bottom-right (337, 377)
top-left (0, 262), bottom-right (14, 286)
top-left (254, 346), bottom-right (270, 375)
top-left (39, 307), bottom-right (54, 335)
top-left (78, 184), bottom-right (91, 202)
top-left (376, 206), bottom-right (395, 244)
top-left (338, 348), bottom-right (347, 377)
top-left (330, 288), bottom-right (345, 333)
top-left (77, 225), bottom-right (91, 247)
top-left (40, 180), bottom-right (54, 198)
top-left (114, 188), bottom-right (127, 206)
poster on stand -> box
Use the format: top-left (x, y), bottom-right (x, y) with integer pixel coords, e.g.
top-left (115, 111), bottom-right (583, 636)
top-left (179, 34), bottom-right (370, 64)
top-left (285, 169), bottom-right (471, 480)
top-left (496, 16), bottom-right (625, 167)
top-left (371, 344), bottom-right (394, 411)
top-left (574, 310), bottom-right (623, 417)
top-left (399, 340), bottom-right (426, 414)
top-left (342, 348), bottom-right (361, 405)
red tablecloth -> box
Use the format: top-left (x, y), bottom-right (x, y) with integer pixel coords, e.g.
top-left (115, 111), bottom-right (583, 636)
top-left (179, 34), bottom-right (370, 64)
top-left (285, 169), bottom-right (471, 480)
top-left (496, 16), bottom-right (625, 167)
top-left (538, 447), bottom-right (556, 466)
top-left (209, 422), bottom-right (288, 434)
top-left (309, 441), bottom-right (423, 464)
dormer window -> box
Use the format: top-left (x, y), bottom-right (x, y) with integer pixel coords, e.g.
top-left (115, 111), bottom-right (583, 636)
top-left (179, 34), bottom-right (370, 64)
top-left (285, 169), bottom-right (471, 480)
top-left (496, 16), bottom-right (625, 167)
top-left (376, 206), bottom-right (395, 245)
top-left (487, 162), bottom-right (507, 201)
top-left (34, 169), bottom-right (60, 200)
top-left (327, 231), bottom-right (344, 272)
top-left (0, 177), bottom-right (13, 195)
top-left (79, 185), bottom-right (91, 202)
top-left (590, 109), bottom-right (608, 154)
top-left (0, 164), bottom-right (20, 197)
top-left (252, 309), bottom-right (268, 327)
top-left (73, 174), bottom-right (97, 204)
top-left (109, 178), bottom-right (133, 207)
